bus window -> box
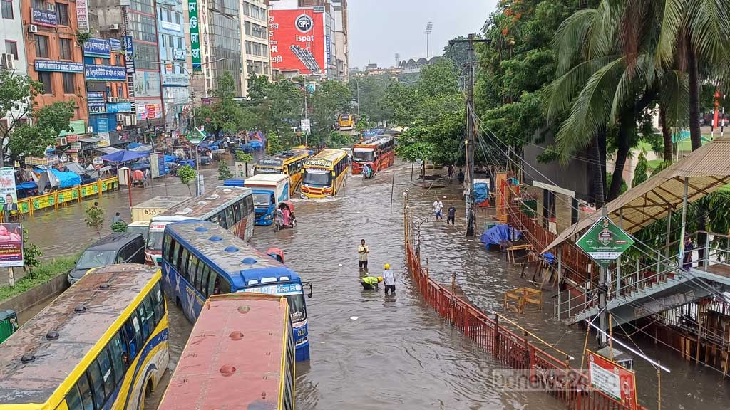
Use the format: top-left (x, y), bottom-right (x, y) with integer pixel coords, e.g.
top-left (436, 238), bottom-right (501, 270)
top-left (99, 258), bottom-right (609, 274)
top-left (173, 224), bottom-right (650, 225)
top-left (108, 333), bottom-right (126, 384)
top-left (218, 211), bottom-right (227, 228)
top-left (163, 235), bottom-right (172, 260)
top-left (75, 373), bottom-right (95, 410)
top-left (140, 298), bottom-right (154, 340)
top-left (180, 247), bottom-right (190, 276)
top-left (86, 361), bottom-right (106, 409)
top-left (197, 261), bottom-right (208, 295)
top-left (233, 201), bottom-right (243, 220)
top-left (226, 206), bottom-right (235, 228)
top-left (65, 385), bottom-right (84, 410)
top-left (171, 241), bottom-right (182, 266)
top-left (152, 283), bottom-right (164, 323)
top-left (206, 267), bottom-right (217, 296)
top-left (97, 348), bottom-right (116, 399)
top-left (188, 254), bottom-right (199, 291)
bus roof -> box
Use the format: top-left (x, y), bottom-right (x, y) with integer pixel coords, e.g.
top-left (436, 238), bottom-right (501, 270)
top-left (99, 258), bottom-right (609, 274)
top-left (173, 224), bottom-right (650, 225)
top-left (255, 150), bottom-right (309, 167)
top-left (304, 148), bottom-right (347, 168)
top-left (157, 186), bottom-right (252, 219)
top-left (0, 264), bottom-right (160, 406)
top-left (165, 221), bottom-right (301, 289)
top-left (132, 196), bottom-right (190, 209)
top-left (158, 294), bottom-right (288, 410)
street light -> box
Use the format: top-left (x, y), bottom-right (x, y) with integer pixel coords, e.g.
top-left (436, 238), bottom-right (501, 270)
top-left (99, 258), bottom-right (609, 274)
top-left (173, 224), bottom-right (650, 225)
top-left (425, 21), bottom-right (433, 58)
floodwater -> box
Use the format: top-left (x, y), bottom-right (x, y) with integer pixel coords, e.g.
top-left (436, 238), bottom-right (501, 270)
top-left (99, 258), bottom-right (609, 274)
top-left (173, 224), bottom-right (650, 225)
top-left (10, 159), bottom-right (729, 410)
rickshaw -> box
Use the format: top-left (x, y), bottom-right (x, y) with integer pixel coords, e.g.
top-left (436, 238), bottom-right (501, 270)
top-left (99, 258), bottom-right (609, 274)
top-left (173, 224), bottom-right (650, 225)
top-left (274, 201), bottom-right (296, 231)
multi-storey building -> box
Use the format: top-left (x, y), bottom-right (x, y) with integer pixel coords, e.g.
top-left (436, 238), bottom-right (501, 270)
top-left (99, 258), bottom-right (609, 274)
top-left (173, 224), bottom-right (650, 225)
top-left (240, 0), bottom-right (271, 95)
top-left (1, 0), bottom-right (29, 135)
top-left (330, 0), bottom-right (348, 81)
top-left (83, 37), bottom-right (132, 134)
top-left (156, 0), bottom-right (189, 132)
top-left (22, 1), bottom-right (88, 129)
top-left (88, 0), bottom-right (164, 129)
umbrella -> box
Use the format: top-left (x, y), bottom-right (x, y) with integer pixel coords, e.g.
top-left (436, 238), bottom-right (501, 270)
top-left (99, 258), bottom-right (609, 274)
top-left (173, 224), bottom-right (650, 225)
top-left (102, 150), bottom-right (149, 163)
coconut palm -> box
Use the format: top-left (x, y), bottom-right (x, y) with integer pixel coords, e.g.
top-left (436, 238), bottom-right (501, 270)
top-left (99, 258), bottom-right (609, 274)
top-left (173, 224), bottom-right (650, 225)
top-left (655, 0), bottom-right (730, 151)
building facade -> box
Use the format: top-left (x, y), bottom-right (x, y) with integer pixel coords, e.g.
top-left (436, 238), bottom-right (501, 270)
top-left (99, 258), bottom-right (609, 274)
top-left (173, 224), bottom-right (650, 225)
top-left (240, 0), bottom-right (271, 95)
top-left (23, 1), bottom-right (88, 126)
top-left (330, 0), bottom-right (348, 81)
top-left (83, 37), bottom-right (132, 134)
top-left (156, 0), bottom-right (189, 132)
top-left (1, 0), bottom-right (29, 135)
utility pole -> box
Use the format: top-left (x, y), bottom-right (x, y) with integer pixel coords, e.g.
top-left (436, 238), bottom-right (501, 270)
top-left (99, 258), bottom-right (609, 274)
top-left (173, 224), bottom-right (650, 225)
top-left (425, 21), bottom-right (433, 59)
top-left (598, 205), bottom-right (609, 348)
top-left (464, 33), bottom-right (475, 237)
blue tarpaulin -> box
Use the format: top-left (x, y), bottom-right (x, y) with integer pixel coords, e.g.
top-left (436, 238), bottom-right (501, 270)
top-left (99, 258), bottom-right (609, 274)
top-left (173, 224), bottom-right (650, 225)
top-left (473, 182), bottom-right (489, 204)
top-left (102, 150), bottom-right (149, 163)
top-left (480, 224), bottom-right (522, 250)
top-left (16, 182), bottom-right (38, 191)
top-left (50, 169), bottom-right (81, 189)
top-left (126, 142), bottom-right (143, 150)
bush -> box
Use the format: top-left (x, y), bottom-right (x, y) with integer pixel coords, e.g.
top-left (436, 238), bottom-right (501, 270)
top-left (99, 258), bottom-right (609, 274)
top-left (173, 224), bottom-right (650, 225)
top-left (111, 221), bottom-right (128, 232)
top-left (0, 255), bottom-right (78, 301)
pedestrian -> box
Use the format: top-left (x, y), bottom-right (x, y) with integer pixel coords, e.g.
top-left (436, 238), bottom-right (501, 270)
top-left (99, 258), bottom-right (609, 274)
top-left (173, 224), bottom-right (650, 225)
top-left (383, 263), bottom-right (396, 295)
top-left (432, 198), bottom-right (443, 220)
top-left (457, 170), bottom-right (465, 184)
top-left (447, 204), bottom-right (456, 225)
top-left (360, 274), bottom-right (383, 291)
top-left (447, 165), bottom-right (454, 179)
top-left (358, 239), bottom-right (369, 270)
top-left (112, 212), bottom-right (123, 225)
top-left (683, 236), bottom-right (694, 271)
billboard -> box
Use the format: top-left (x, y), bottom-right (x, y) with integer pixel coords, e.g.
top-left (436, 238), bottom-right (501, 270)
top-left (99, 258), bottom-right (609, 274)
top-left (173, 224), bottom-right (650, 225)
top-left (0, 223), bottom-right (24, 268)
top-left (270, 9), bottom-right (326, 75)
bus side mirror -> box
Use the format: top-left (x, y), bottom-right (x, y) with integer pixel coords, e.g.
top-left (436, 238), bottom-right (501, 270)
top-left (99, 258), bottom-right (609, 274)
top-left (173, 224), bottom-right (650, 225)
top-left (307, 282), bottom-right (313, 298)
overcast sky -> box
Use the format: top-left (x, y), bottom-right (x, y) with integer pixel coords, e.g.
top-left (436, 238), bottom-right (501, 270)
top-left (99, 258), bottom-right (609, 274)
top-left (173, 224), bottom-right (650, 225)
top-left (347, 0), bottom-right (498, 69)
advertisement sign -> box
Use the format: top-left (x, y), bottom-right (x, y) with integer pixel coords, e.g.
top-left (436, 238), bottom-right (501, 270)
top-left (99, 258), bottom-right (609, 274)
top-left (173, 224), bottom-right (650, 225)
top-left (76, 0), bottom-right (89, 32)
top-left (587, 350), bottom-right (638, 409)
top-left (83, 38), bottom-right (111, 57)
top-left (136, 100), bottom-right (162, 120)
top-left (269, 9), bottom-right (326, 74)
top-left (188, 0), bottom-right (202, 72)
top-left (110, 38), bottom-right (122, 51)
top-left (0, 223), bottom-right (24, 268)
top-left (0, 168), bottom-right (18, 215)
top-left (123, 36), bottom-right (135, 74)
top-left (85, 65), bottom-right (126, 81)
top-left (161, 21), bottom-right (181, 33)
top-left (576, 216), bottom-right (634, 265)
top-left (162, 73), bottom-right (189, 86)
top-left (107, 102), bottom-right (132, 113)
top-left (35, 60), bottom-right (84, 73)
top-left (88, 92), bottom-right (106, 113)
top-left (32, 9), bottom-right (58, 27)
top-left (96, 118), bottom-right (109, 133)
top-left (134, 71), bottom-right (161, 97)
top-left (326, 35), bottom-right (332, 65)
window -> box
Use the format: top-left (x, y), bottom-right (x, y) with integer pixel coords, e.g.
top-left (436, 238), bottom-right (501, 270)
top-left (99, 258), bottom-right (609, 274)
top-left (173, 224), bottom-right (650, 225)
top-left (138, 301), bottom-right (153, 340)
top-left (180, 247), bottom-right (190, 275)
top-left (59, 38), bottom-right (72, 60)
top-left (197, 261), bottom-right (208, 295)
top-left (108, 333), bottom-right (126, 384)
top-left (4, 40), bottom-right (18, 60)
top-left (171, 241), bottom-right (181, 267)
top-left (32, 0), bottom-right (45, 9)
top-left (62, 73), bottom-right (75, 94)
top-left (56, 2), bottom-right (70, 26)
top-left (1, 0), bottom-right (13, 20)
top-left (187, 254), bottom-right (198, 289)
top-left (38, 72), bottom-right (53, 94)
top-left (35, 35), bottom-right (49, 58)
top-left (75, 373), bottom-right (95, 410)
top-left (65, 385), bottom-right (83, 410)
top-left (206, 268), bottom-right (217, 295)
top-left (97, 351), bottom-right (116, 400)
top-left (225, 206), bottom-right (235, 228)
top-left (162, 234), bottom-right (172, 261)
top-left (86, 360), bottom-right (106, 409)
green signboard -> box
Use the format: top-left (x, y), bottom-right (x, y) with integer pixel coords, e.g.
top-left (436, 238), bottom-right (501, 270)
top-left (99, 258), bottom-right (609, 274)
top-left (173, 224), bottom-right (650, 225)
top-left (188, 0), bottom-right (202, 73)
top-left (576, 216), bottom-right (634, 265)
top-left (187, 129), bottom-right (205, 144)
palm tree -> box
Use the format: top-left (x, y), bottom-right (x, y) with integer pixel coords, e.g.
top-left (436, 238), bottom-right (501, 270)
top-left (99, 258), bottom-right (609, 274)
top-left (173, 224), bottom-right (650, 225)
top-left (655, 0), bottom-right (730, 151)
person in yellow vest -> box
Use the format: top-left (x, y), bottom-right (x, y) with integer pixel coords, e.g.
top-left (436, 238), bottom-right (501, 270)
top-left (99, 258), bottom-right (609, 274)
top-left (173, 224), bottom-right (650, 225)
top-left (360, 274), bottom-right (383, 290)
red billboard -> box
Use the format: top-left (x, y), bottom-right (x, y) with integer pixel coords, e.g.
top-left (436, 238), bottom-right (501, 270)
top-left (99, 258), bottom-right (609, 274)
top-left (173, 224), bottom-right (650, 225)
top-left (270, 9), bottom-right (326, 75)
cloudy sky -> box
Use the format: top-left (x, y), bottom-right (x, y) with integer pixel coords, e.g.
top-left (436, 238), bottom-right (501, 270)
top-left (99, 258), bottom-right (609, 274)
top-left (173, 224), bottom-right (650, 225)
top-left (347, 0), bottom-right (498, 69)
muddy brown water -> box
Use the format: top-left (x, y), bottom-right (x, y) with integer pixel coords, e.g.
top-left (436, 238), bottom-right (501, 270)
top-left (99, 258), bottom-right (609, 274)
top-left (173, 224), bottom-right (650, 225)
top-left (12, 161), bottom-right (729, 409)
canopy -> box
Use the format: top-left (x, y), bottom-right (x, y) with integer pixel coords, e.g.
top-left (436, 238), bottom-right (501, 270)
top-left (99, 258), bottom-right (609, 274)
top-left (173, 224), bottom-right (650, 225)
top-left (480, 224), bottom-right (522, 248)
top-left (543, 139), bottom-right (730, 253)
top-left (102, 150), bottom-right (149, 163)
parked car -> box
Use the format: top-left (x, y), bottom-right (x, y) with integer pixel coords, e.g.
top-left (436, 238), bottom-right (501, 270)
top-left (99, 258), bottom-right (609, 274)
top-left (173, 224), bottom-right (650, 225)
top-left (68, 232), bottom-right (146, 284)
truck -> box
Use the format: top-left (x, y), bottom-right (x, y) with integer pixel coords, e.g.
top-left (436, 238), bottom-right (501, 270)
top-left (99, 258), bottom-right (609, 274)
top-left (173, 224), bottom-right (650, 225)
top-left (224, 173), bottom-right (290, 226)
top-left (130, 196), bottom-right (191, 223)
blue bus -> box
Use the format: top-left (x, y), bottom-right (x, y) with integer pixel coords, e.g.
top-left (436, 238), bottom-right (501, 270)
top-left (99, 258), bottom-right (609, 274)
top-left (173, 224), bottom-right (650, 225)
top-left (160, 220), bottom-right (312, 361)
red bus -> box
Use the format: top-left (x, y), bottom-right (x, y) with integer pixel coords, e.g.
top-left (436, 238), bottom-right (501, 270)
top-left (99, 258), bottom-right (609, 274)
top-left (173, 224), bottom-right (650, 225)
top-left (158, 293), bottom-right (295, 410)
top-left (350, 135), bottom-right (395, 174)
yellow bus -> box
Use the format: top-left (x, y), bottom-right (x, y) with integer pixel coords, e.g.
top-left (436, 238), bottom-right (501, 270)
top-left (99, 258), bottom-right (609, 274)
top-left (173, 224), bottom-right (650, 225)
top-left (253, 149), bottom-right (311, 196)
top-left (158, 293), bottom-right (295, 410)
top-left (300, 148), bottom-right (350, 199)
top-left (0, 264), bottom-right (169, 410)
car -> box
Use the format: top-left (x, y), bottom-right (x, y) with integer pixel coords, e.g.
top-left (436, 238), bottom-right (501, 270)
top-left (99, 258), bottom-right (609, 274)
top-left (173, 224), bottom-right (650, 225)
top-left (68, 232), bottom-right (146, 284)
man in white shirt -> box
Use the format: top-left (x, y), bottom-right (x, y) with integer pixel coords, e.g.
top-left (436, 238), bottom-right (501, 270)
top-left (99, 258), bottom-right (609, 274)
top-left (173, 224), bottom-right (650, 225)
top-left (383, 263), bottom-right (396, 295)
top-left (432, 199), bottom-right (443, 220)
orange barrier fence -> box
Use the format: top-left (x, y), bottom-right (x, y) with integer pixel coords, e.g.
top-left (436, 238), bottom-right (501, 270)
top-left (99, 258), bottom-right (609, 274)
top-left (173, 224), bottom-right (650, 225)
top-left (404, 205), bottom-right (641, 410)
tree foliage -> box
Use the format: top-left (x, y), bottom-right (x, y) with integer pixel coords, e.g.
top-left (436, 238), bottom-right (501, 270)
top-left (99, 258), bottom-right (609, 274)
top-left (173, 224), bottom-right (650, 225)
top-left (22, 227), bottom-right (42, 273)
top-left (632, 152), bottom-right (649, 187)
top-left (0, 71), bottom-right (75, 166)
top-left (218, 160), bottom-right (233, 180)
top-left (348, 73), bottom-right (394, 125)
top-left (178, 165), bottom-right (196, 195)
top-left (85, 204), bottom-right (104, 237)
top-left (308, 80), bottom-right (352, 144)
top-left (194, 72), bottom-right (256, 135)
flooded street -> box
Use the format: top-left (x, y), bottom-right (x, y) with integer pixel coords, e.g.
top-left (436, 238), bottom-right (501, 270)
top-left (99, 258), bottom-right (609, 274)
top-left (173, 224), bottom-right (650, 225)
top-left (10, 160), bottom-right (729, 409)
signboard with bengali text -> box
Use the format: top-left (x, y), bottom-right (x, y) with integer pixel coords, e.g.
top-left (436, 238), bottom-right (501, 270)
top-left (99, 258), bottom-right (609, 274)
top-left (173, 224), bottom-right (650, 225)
top-left (76, 0), bottom-right (89, 32)
top-left (587, 350), bottom-right (638, 409)
top-left (576, 216), bottom-right (634, 265)
top-left (188, 0), bottom-right (202, 72)
top-left (0, 223), bottom-right (24, 268)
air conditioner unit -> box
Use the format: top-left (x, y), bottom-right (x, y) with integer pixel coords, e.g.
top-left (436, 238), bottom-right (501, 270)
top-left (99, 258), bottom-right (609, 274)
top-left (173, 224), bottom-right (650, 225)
top-left (28, 25), bottom-right (39, 33)
top-left (109, 24), bottom-right (120, 31)
top-left (58, 137), bottom-right (68, 146)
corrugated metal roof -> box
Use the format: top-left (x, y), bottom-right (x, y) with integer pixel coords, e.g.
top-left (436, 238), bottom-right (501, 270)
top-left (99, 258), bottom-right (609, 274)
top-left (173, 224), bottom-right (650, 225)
top-left (543, 139), bottom-right (730, 253)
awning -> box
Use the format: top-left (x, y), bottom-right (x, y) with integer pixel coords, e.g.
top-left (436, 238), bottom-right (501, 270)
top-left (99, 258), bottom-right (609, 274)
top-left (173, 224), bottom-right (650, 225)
top-left (79, 137), bottom-right (101, 143)
top-left (542, 139), bottom-right (730, 253)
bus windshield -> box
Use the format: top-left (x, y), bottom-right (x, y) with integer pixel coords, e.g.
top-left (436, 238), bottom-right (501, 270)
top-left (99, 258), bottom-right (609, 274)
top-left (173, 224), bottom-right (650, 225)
top-left (352, 150), bottom-right (374, 162)
top-left (76, 250), bottom-right (117, 269)
top-left (253, 193), bottom-right (272, 207)
top-left (148, 229), bottom-right (164, 250)
top-left (303, 169), bottom-right (330, 187)
top-left (285, 293), bottom-right (307, 323)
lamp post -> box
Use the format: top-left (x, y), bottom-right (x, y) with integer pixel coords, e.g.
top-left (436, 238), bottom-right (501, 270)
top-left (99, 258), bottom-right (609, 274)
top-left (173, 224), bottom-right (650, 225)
top-left (425, 21), bottom-right (433, 59)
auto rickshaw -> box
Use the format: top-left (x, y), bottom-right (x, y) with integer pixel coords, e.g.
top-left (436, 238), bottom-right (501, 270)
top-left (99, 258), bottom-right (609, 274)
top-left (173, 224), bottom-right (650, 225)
top-left (0, 310), bottom-right (19, 344)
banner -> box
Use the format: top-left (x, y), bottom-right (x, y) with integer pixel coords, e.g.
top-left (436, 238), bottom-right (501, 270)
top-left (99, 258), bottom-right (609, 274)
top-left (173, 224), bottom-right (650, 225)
top-left (587, 350), bottom-right (638, 409)
top-left (0, 223), bottom-right (24, 268)
top-left (83, 38), bottom-right (111, 57)
top-left (35, 60), bottom-right (84, 73)
top-left (76, 0), bottom-right (90, 32)
top-left (88, 92), bottom-right (106, 113)
top-left (188, 0), bottom-right (202, 72)
top-left (123, 36), bottom-right (135, 74)
top-left (110, 38), bottom-right (122, 51)
top-left (269, 9), bottom-right (326, 74)
top-left (85, 64), bottom-right (126, 81)
top-left (32, 9), bottom-right (58, 27)
top-left (134, 71), bottom-right (161, 97)
top-left (0, 167), bottom-right (18, 215)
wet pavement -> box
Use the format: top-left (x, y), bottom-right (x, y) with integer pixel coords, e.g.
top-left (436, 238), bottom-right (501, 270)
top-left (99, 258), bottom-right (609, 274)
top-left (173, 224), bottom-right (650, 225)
top-left (8, 159), bottom-right (730, 410)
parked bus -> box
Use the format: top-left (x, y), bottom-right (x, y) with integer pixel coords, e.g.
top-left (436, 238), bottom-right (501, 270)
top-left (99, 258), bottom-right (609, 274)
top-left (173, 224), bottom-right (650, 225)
top-left (0, 264), bottom-right (169, 410)
top-left (161, 220), bottom-right (311, 361)
top-left (158, 293), bottom-right (295, 410)
top-left (338, 113), bottom-right (355, 131)
top-left (300, 148), bottom-right (350, 199)
top-left (351, 135), bottom-right (396, 175)
top-left (253, 149), bottom-right (310, 196)
top-left (145, 186), bottom-right (255, 266)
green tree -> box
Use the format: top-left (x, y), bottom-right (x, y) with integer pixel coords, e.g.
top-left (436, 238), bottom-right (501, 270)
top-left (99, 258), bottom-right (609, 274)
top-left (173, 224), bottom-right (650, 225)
top-left (85, 204), bottom-right (105, 237)
top-left (194, 72), bottom-right (256, 135)
top-left (349, 74), bottom-right (394, 125)
top-left (632, 152), bottom-right (649, 187)
top-left (111, 221), bottom-right (128, 232)
top-left (218, 160), bottom-right (233, 180)
top-left (178, 165), bottom-right (196, 195)
top-left (246, 76), bottom-right (303, 140)
top-left (308, 80), bottom-right (352, 144)
top-left (0, 71), bottom-right (75, 166)
top-left (234, 150), bottom-right (254, 176)
top-left (22, 227), bottom-right (42, 274)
